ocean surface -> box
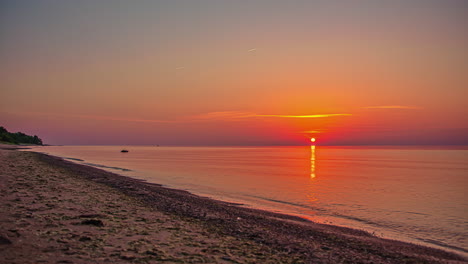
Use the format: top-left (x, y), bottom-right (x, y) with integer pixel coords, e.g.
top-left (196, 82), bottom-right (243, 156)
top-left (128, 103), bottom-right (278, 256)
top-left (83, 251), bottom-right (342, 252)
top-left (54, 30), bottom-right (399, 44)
top-left (25, 145), bottom-right (468, 256)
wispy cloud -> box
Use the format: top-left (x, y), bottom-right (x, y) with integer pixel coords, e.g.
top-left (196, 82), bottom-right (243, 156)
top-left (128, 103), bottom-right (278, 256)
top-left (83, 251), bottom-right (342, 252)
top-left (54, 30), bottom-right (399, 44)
top-left (256, 114), bottom-right (352, 118)
top-left (192, 111), bottom-right (352, 121)
top-left (362, 105), bottom-right (423, 110)
top-left (191, 111), bottom-right (257, 120)
top-left (301, 130), bottom-right (326, 134)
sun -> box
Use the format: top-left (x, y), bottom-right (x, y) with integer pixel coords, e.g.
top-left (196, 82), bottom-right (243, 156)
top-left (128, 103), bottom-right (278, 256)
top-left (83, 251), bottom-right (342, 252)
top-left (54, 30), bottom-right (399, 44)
top-left (310, 138), bottom-right (316, 143)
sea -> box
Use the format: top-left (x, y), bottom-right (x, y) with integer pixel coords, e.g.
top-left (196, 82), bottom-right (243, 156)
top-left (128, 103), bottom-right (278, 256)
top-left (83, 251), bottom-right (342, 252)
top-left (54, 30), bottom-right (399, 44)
top-left (24, 145), bottom-right (468, 257)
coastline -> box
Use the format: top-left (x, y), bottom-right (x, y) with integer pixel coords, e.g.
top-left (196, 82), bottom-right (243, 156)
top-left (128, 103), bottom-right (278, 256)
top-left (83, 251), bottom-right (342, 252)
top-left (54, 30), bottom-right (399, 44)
top-left (0, 146), bottom-right (466, 263)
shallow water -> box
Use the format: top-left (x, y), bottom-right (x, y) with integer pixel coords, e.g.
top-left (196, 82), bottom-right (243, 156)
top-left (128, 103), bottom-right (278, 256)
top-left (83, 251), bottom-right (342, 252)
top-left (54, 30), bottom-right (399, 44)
top-left (26, 145), bottom-right (468, 256)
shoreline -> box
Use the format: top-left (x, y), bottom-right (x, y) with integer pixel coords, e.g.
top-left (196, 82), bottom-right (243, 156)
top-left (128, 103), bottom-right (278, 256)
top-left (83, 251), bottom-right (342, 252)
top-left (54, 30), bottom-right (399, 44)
top-left (1, 146), bottom-right (466, 263)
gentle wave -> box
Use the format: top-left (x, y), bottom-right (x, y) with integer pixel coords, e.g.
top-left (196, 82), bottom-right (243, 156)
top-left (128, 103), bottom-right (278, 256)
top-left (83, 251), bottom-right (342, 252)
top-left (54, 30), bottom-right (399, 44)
top-left (417, 238), bottom-right (468, 254)
top-left (82, 162), bottom-right (132, 172)
top-left (62, 156), bottom-right (132, 172)
top-left (245, 193), bottom-right (468, 254)
top-left (64, 157), bottom-right (84, 162)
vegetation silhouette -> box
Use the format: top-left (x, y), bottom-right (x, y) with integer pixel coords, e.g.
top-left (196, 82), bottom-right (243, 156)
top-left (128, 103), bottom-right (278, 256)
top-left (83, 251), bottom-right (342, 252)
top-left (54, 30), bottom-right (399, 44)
top-left (0, 126), bottom-right (43, 145)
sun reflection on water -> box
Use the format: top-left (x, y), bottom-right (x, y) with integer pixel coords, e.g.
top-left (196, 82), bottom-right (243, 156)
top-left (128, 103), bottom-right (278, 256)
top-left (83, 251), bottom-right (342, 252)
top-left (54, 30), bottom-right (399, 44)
top-left (310, 145), bottom-right (316, 178)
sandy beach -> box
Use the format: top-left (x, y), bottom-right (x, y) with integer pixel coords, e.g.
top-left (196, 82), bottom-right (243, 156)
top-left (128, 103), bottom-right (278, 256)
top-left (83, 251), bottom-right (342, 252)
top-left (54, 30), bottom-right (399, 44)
top-left (0, 146), bottom-right (465, 264)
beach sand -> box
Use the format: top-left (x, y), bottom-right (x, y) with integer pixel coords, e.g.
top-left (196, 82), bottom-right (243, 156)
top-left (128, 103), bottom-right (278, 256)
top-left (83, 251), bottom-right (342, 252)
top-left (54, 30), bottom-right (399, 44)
top-left (0, 146), bottom-right (465, 263)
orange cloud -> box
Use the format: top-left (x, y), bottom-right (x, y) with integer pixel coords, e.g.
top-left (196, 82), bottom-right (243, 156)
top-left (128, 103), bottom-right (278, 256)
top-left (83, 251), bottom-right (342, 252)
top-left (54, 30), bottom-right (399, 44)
top-left (362, 105), bottom-right (423, 110)
top-left (192, 111), bottom-right (352, 120)
top-left (301, 130), bottom-right (326, 134)
top-left (256, 114), bottom-right (352, 118)
top-left (191, 111), bottom-right (257, 120)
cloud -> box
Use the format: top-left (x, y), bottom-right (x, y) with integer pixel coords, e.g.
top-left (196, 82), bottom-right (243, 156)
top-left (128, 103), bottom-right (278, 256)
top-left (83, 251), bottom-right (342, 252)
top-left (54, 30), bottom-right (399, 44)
top-left (191, 111), bottom-right (257, 120)
top-left (256, 114), bottom-right (352, 118)
top-left (301, 130), bottom-right (326, 134)
top-left (362, 105), bottom-right (423, 110)
top-left (192, 111), bottom-right (351, 120)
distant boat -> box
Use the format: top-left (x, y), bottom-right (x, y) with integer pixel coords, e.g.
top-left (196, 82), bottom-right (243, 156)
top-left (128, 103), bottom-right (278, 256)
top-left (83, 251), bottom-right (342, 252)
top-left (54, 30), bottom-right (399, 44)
top-left (121, 149), bottom-right (129, 153)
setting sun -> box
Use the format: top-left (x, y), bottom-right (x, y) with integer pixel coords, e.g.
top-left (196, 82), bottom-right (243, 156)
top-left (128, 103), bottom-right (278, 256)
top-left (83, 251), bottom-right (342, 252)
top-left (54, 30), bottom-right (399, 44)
top-left (310, 138), bottom-right (316, 143)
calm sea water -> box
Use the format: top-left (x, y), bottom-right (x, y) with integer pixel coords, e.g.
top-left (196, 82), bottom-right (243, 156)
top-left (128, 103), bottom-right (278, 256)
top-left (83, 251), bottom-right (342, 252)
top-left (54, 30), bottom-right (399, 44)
top-left (26, 145), bottom-right (468, 256)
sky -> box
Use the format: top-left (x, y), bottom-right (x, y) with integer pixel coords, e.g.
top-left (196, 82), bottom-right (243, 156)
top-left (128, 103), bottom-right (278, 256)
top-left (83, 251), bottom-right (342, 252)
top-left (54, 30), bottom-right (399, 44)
top-left (1, 0), bottom-right (467, 145)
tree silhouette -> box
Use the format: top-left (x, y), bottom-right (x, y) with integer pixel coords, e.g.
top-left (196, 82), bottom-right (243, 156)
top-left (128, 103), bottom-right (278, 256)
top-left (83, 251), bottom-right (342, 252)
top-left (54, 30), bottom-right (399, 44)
top-left (0, 126), bottom-right (43, 145)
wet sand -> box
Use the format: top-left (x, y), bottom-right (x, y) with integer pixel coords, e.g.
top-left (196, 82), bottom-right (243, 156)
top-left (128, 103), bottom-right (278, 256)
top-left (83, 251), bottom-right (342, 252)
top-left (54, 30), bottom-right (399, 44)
top-left (0, 146), bottom-right (466, 263)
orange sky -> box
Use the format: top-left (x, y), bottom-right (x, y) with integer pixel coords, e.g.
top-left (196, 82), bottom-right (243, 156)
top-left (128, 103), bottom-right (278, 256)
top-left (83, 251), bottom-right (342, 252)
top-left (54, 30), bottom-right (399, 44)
top-left (1, 1), bottom-right (467, 145)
